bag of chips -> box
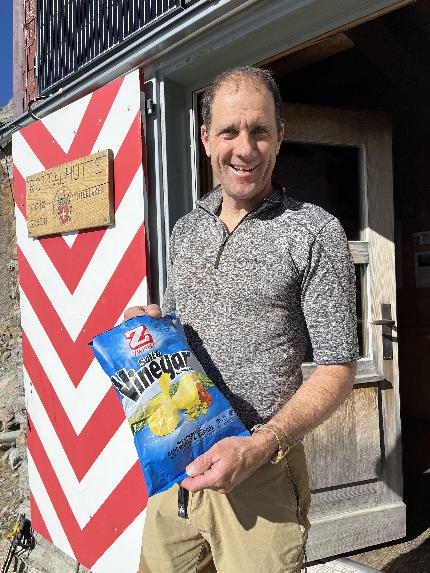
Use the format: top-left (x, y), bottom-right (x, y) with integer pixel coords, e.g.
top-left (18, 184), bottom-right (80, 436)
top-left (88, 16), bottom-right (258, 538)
top-left (89, 314), bottom-right (249, 495)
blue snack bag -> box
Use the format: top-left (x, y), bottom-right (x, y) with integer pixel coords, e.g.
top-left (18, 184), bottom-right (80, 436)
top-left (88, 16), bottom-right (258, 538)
top-left (89, 314), bottom-right (249, 495)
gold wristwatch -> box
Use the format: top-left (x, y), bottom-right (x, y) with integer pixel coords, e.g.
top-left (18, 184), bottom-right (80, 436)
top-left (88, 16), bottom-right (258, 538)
top-left (251, 423), bottom-right (291, 464)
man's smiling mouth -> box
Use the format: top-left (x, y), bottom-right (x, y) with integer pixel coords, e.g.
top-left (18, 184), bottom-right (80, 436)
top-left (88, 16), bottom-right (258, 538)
top-left (230, 165), bottom-right (257, 172)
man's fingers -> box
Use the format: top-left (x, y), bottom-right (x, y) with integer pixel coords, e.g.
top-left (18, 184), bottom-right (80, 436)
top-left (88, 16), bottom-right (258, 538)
top-left (123, 306), bottom-right (146, 321)
top-left (180, 474), bottom-right (214, 492)
top-left (185, 452), bottom-right (213, 477)
top-left (144, 304), bottom-right (162, 318)
top-left (123, 304), bottom-right (162, 321)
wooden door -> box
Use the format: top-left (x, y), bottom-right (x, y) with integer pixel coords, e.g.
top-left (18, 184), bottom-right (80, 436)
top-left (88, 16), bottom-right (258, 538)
top-left (274, 104), bottom-right (405, 560)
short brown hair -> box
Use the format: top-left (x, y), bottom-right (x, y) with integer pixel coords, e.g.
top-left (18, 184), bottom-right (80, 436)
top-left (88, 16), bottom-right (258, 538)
top-left (201, 66), bottom-right (283, 132)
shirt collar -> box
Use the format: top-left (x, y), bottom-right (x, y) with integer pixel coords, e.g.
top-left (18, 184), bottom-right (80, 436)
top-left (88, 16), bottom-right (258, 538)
top-left (196, 181), bottom-right (286, 216)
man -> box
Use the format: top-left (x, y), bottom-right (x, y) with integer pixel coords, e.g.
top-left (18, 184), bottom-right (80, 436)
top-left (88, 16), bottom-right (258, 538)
top-left (125, 66), bottom-right (358, 573)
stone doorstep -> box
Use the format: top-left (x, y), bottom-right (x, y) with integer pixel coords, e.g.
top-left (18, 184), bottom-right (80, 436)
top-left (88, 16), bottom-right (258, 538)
top-left (307, 558), bottom-right (381, 573)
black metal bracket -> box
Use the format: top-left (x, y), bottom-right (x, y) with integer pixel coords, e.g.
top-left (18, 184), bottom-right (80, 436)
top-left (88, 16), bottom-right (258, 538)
top-left (146, 99), bottom-right (156, 116)
top-left (370, 303), bottom-right (395, 360)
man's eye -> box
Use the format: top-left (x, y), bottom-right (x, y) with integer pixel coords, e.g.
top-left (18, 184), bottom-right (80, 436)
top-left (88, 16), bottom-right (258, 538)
top-left (252, 128), bottom-right (269, 137)
top-left (221, 129), bottom-right (238, 139)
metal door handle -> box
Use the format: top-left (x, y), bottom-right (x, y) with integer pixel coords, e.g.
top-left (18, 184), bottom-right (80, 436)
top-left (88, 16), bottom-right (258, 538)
top-left (370, 304), bottom-right (395, 360)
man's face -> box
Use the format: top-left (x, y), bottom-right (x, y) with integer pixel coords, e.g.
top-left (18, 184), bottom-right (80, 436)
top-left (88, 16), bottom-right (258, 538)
top-left (201, 79), bottom-right (284, 205)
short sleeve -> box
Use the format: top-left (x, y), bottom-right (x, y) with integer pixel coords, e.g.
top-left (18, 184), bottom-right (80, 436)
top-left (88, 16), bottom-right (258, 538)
top-left (301, 217), bottom-right (359, 364)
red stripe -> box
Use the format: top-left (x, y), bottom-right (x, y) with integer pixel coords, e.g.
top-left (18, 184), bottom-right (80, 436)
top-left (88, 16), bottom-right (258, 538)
top-left (19, 224), bottom-right (147, 385)
top-left (30, 491), bottom-right (53, 543)
top-left (39, 228), bottom-right (106, 294)
top-left (13, 168), bottom-right (27, 219)
top-left (20, 76), bottom-right (124, 168)
top-left (37, 112), bottom-right (144, 293)
top-left (27, 418), bottom-right (147, 568)
top-left (22, 332), bottom-right (125, 480)
top-left (21, 122), bottom-right (67, 169)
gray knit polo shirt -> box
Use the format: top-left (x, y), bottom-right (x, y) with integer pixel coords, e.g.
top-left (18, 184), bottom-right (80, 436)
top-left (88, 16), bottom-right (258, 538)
top-left (162, 184), bottom-right (358, 428)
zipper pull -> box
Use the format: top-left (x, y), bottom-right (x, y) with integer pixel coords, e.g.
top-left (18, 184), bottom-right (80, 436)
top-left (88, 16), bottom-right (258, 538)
top-left (177, 486), bottom-right (189, 519)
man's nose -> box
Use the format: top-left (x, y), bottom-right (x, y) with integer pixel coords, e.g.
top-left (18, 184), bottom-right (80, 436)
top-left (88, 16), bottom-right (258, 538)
top-left (235, 131), bottom-right (256, 157)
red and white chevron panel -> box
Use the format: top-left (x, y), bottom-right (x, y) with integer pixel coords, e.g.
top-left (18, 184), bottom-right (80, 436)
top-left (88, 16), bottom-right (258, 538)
top-left (12, 70), bottom-right (149, 572)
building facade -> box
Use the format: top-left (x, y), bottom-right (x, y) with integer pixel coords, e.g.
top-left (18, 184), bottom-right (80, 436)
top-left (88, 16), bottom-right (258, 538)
top-left (4, 0), bottom-right (429, 571)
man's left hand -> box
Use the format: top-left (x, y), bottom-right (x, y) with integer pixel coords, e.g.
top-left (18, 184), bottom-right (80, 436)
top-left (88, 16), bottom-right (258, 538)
top-left (180, 432), bottom-right (277, 494)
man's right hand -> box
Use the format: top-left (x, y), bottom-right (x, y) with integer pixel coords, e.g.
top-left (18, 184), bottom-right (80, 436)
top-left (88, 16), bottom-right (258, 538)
top-left (123, 304), bottom-right (162, 321)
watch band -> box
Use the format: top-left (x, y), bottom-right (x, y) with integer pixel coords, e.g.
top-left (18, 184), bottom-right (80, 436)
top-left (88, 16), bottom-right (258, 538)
top-left (251, 423), bottom-right (291, 464)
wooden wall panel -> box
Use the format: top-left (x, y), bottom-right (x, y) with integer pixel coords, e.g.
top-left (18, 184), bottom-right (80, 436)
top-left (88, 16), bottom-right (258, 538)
top-left (304, 386), bottom-right (380, 490)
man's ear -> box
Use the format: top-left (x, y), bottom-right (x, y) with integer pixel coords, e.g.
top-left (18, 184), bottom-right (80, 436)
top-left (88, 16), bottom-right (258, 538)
top-left (276, 123), bottom-right (285, 154)
top-left (201, 125), bottom-right (211, 157)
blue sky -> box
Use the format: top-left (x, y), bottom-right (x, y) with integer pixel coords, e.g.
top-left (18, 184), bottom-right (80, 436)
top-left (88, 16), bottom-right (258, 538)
top-left (0, 0), bottom-right (13, 108)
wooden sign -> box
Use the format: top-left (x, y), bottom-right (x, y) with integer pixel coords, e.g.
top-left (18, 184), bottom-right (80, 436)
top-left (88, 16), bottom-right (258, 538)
top-left (26, 149), bottom-right (114, 237)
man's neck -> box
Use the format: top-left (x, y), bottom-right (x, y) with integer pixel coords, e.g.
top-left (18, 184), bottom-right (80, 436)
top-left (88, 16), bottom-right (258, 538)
top-left (219, 186), bottom-right (272, 233)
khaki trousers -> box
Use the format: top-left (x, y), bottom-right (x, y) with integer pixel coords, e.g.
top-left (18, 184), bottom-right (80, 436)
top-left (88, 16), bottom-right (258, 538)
top-left (139, 444), bottom-right (311, 573)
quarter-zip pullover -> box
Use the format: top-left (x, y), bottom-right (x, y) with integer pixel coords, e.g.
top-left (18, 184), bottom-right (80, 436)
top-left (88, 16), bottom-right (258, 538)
top-left (162, 184), bottom-right (358, 427)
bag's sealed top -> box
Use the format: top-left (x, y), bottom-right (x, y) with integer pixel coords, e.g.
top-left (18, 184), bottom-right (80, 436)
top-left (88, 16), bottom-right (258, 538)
top-left (90, 314), bottom-right (249, 495)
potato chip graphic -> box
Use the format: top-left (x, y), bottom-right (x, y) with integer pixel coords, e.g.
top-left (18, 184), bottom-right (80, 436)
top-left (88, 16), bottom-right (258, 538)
top-left (159, 373), bottom-right (171, 398)
top-left (147, 374), bottom-right (181, 435)
top-left (171, 372), bottom-right (200, 410)
top-left (148, 401), bottom-right (180, 436)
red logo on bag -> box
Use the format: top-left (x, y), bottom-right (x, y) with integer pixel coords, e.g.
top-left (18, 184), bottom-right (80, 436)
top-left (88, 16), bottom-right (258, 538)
top-left (124, 325), bottom-right (155, 355)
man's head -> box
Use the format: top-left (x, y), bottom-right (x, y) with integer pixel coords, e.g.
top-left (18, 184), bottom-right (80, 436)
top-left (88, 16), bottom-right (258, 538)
top-left (201, 66), bottom-right (284, 133)
top-left (201, 66), bottom-right (284, 207)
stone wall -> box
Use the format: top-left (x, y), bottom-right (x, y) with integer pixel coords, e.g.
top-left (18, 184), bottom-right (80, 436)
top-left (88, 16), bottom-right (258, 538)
top-left (0, 100), bottom-right (25, 555)
top-left (0, 101), bottom-right (90, 573)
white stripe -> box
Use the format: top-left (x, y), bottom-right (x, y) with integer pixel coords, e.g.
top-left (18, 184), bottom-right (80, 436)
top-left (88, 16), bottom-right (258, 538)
top-left (16, 166), bottom-right (145, 340)
top-left (61, 231), bottom-right (79, 248)
top-left (28, 451), bottom-right (76, 559)
top-left (26, 371), bottom-right (138, 529)
top-left (90, 509), bottom-right (146, 573)
top-left (12, 131), bottom-right (46, 176)
top-left (91, 70), bottom-right (141, 156)
top-left (41, 93), bottom-right (92, 154)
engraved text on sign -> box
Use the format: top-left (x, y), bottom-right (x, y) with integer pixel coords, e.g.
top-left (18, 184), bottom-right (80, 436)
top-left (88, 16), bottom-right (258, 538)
top-left (26, 149), bottom-right (114, 237)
